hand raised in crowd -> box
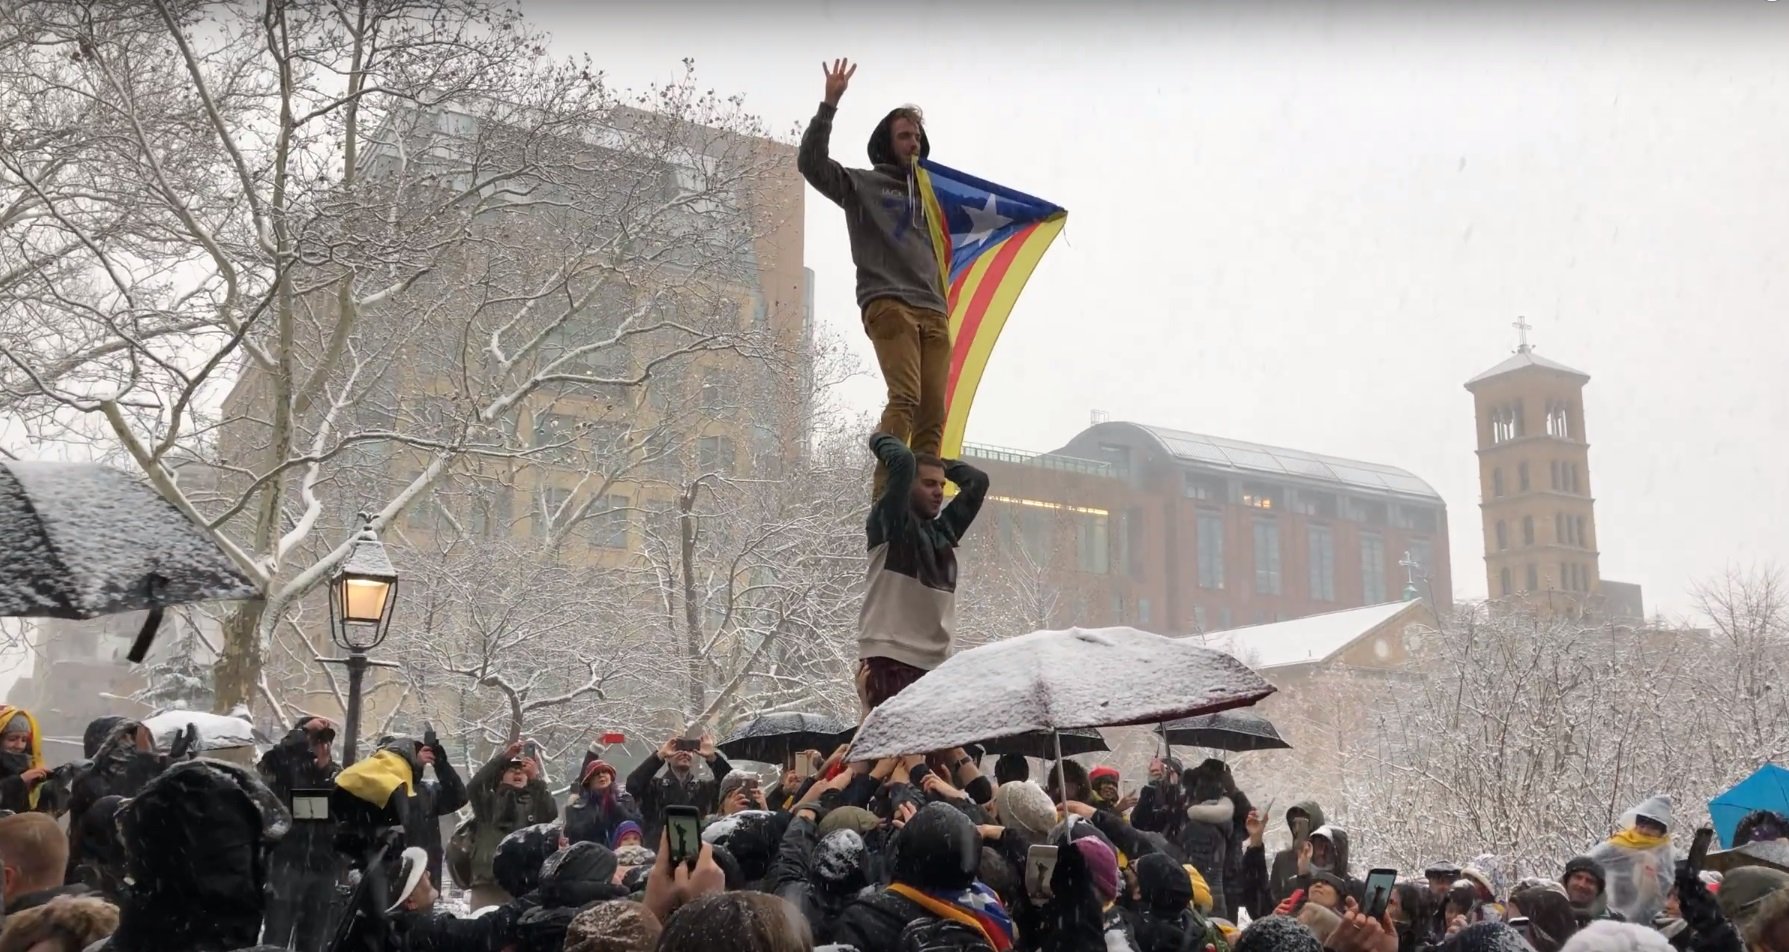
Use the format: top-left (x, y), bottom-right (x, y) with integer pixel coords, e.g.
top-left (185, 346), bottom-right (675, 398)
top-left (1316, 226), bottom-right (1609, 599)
top-left (1446, 915), bottom-right (1469, 939)
top-left (1116, 791), bottom-right (1140, 814)
top-left (1245, 808), bottom-right (1266, 846)
top-left (645, 830), bottom-right (726, 924)
top-left (976, 824), bottom-right (1005, 842)
top-left (699, 733), bottom-right (717, 760)
top-left (723, 787), bottom-right (751, 815)
top-left (657, 736), bottom-right (679, 760)
top-left (821, 58), bottom-right (856, 108)
top-left (1297, 838), bottom-right (1314, 876)
top-left (892, 801), bottom-right (918, 829)
top-left (1325, 900), bottom-right (1399, 952)
top-left (921, 771), bottom-right (966, 803)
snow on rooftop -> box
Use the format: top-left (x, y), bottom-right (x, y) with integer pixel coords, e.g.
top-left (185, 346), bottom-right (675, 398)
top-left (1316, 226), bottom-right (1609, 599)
top-left (1187, 601), bottom-right (1419, 670)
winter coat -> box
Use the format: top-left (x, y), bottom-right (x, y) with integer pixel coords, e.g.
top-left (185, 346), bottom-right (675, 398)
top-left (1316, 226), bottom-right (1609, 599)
top-left (388, 907), bottom-right (517, 952)
top-left (376, 739), bottom-right (469, 885)
top-left (832, 888), bottom-right (934, 952)
top-left (1269, 800), bottom-right (1327, 903)
top-left (256, 723), bottom-right (343, 871)
top-left (1179, 807), bottom-right (1231, 921)
top-left (64, 719), bottom-right (169, 883)
top-left (96, 760), bottom-right (291, 952)
top-left (0, 707), bottom-right (63, 816)
top-left (563, 787), bottom-right (641, 848)
top-left (624, 752), bottom-right (733, 842)
top-left (769, 813), bottom-right (870, 944)
top-left (467, 751), bottom-right (556, 889)
top-left (70, 794), bottom-right (129, 901)
top-left (511, 842), bottom-right (632, 952)
top-left (1131, 852), bottom-right (1211, 952)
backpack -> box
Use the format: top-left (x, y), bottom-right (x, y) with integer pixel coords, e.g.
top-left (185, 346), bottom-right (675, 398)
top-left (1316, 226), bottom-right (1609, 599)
top-left (446, 814), bottom-right (476, 889)
top-left (898, 917), bottom-right (995, 952)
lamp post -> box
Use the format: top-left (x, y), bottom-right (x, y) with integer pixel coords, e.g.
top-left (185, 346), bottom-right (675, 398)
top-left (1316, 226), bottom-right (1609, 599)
top-left (326, 514), bottom-right (400, 765)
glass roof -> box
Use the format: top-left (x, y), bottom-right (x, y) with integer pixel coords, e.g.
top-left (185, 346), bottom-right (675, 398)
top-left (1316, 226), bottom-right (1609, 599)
top-left (1140, 425), bottom-right (1442, 501)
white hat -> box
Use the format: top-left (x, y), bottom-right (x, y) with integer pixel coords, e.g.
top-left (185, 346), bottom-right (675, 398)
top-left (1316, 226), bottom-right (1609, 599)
top-left (384, 846), bottom-right (429, 914)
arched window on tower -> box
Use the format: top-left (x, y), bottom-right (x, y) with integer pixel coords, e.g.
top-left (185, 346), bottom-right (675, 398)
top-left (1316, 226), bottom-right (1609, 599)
top-left (1523, 515), bottom-right (1535, 546)
top-left (1496, 520), bottom-right (1508, 550)
top-left (1500, 567), bottom-right (1512, 596)
top-left (1518, 462), bottom-right (1530, 492)
top-left (1546, 401), bottom-right (1572, 438)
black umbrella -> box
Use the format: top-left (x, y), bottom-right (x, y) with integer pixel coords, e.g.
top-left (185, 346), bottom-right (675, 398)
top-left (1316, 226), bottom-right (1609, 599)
top-left (0, 461), bottom-right (262, 661)
top-left (1156, 709), bottom-right (1290, 753)
top-left (978, 728), bottom-right (1108, 759)
top-left (718, 712), bottom-right (855, 764)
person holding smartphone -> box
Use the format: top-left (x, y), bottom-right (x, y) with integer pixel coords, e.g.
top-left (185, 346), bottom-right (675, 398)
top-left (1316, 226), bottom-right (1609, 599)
top-left (626, 733), bottom-right (732, 844)
top-left (466, 739), bottom-right (557, 910)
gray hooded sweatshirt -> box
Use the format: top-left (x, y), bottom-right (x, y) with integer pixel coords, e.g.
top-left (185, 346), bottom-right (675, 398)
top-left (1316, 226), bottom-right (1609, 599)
top-left (798, 103), bottom-right (948, 315)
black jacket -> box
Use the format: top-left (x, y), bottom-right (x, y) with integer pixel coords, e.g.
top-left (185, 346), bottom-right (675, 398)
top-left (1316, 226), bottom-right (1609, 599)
top-left (769, 813), bottom-right (870, 944)
top-left (257, 724), bottom-right (342, 870)
top-left (385, 741), bottom-right (468, 885)
top-left (390, 908), bottom-right (516, 952)
top-left (832, 888), bottom-right (935, 952)
top-left (563, 789), bottom-right (641, 848)
top-left (65, 720), bottom-right (170, 883)
top-left (511, 842), bottom-right (631, 952)
top-left (624, 753), bottom-right (733, 841)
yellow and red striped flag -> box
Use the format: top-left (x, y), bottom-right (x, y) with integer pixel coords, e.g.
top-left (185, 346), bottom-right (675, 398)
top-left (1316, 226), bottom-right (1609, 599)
top-left (913, 160), bottom-right (1067, 460)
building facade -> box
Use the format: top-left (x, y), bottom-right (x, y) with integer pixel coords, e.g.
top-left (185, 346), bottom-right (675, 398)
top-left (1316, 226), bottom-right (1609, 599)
top-left (958, 420), bottom-right (1452, 636)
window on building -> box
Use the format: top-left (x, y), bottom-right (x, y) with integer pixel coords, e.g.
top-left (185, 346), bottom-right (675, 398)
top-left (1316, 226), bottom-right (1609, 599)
top-left (1253, 518), bottom-right (1282, 595)
top-left (1076, 511), bottom-right (1110, 574)
top-left (1526, 563), bottom-right (1539, 591)
top-left (1137, 598), bottom-right (1152, 626)
top-left (1576, 517), bottom-right (1587, 549)
top-left (1518, 462), bottom-right (1530, 493)
top-left (1192, 605), bottom-right (1207, 632)
top-left (1408, 539), bottom-right (1433, 578)
top-left (1110, 593), bottom-right (1125, 625)
top-left (532, 411), bottom-right (584, 463)
top-left (1550, 460), bottom-right (1561, 490)
top-left (1196, 510), bottom-right (1225, 590)
top-left (1361, 532), bottom-right (1386, 603)
top-left (1514, 400), bottom-right (1527, 437)
top-left (1294, 491), bottom-right (1339, 518)
top-left (1555, 512), bottom-right (1566, 545)
top-left (1241, 482), bottom-right (1281, 510)
top-left (468, 488), bottom-right (512, 537)
top-left (1493, 468), bottom-right (1505, 498)
top-left (1308, 525), bottom-right (1335, 601)
top-left (1112, 510), bottom-right (1132, 577)
top-left (1349, 498), bottom-right (1388, 526)
top-left (700, 372), bottom-right (726, 412)
top-left (1394, 506), bottom-right (1441, 533)
top-left (1184, 473), bottom-right (1226, 502)
top-left (1569, 463), bottom-right (1582, 494)
top-left (697, 435), bottom-right (735, 474)
top-left (1547, 401), bottom-right (1571, 439)
top-left (1500, 566), bottom-right (1513, 596)
top-left (1219, 607), bottom-right (1233, 629)
top-left (535, 486), bottom-right (570, 536)
top-left (590, 494), bottom-right (630, 549)
top-left (1522, 515), bottom-right (1535, 546)
top-left (644, 431), bottom-right (680, 478)
top-left (1496, 520), bottom-right (1508, 550)
top-left (1491, 407), bottom-right (1516, 444)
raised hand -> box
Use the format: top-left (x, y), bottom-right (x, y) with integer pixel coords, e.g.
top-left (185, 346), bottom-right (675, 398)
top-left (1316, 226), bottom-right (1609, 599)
top-left (822, 58), bottom-right (856, 107)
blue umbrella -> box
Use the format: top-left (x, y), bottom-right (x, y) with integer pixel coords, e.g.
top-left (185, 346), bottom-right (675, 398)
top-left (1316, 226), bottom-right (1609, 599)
top-left (1709, 763), bottom-right (1789, 848)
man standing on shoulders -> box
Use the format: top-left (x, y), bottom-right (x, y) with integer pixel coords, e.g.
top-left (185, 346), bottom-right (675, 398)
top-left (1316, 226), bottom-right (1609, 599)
top-left (798, 57), bottom-right (952, 500)
top-left (856, 434), bottom-right (989, 716)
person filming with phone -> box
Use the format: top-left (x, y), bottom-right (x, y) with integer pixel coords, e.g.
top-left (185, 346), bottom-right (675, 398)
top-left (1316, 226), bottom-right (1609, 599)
top-left (627, 733), bottom-right (733, 843)
top-left (466, 738), bottom-right (556, 910)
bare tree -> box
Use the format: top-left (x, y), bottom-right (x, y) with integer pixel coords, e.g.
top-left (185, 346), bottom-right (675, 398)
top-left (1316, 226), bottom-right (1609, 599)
top-left (0, 1), bottom-right (800, 714)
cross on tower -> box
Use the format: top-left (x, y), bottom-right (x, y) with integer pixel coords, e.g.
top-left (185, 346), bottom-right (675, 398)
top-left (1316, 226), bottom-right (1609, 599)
top-left (1399, 551), bottom-right (1421, 586)
top-left (1512, 316), bottom-right (1533, 353)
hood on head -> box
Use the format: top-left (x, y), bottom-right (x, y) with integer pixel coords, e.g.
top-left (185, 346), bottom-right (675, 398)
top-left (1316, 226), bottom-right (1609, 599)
top-left (813, 828), bottom-right (868, 892)
top-left (1288, 800), bottom-right (1327, 831)
top-left (537, 840), bottom-right (625, 909)
top-left (493, 821), bottom-right (563, 898)
top-left (892, 802), bottom-right (979, 891)
top-left (867, 105), bottom-right (932, 167)
top-left (114, 759), bottom-right (288, 950)
top-left (1627, 795), bottom-right (1673, 833)
top-left (1311, 824), bottom-right (1351, 877)
top-left (700, 809), bottom-right (781, 884)
top-left (83, 715), bottom-right (129, 758)
top-left (1137, 852), bottom-right (1194, 915)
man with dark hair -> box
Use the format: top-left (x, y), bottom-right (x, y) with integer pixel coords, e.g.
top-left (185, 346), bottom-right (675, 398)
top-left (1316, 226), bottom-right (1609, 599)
top-left (855, 434), bottom-right (989, 715)
top-left (798, 57), bottom-right (951, 500)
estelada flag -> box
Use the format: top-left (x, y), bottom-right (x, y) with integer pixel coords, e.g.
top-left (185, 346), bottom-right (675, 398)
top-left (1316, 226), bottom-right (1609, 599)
top-left (914, 160), bottom-right (1067, 460)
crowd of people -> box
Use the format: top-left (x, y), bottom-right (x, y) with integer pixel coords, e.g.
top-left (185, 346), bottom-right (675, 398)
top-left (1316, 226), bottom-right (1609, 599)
top-left (0, 698), bottom-right (1786, 952)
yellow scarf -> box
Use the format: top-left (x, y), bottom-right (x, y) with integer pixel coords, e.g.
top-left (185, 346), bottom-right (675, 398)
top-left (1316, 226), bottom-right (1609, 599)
top-left (888, 883), bottom-right (1002, 950)
top-left (0, 706), bottom-right (44, 809)
top-left (336, 749), bottom-right (415, 808)
top-left (1608, 827), bottom-right (1671, 850)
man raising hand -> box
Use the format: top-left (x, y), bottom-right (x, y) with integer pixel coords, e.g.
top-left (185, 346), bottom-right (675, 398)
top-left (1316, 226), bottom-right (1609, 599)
top-left (798, 58), bottom-right (952, 501)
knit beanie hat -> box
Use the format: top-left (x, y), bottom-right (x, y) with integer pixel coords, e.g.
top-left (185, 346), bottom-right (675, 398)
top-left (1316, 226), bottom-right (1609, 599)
top-left (817, 806), bottom-right (879, 838)
top-left (562, 900), bottom-right (662, 952)
top-left (1073, 836), bottom-right (1120, 904)
top-left (995, 781), bottom-right (1057, 842)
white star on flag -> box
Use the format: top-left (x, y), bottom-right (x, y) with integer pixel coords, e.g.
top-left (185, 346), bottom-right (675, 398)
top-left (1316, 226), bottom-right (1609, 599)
top-left (955, 192), bottom-right (1012, 249)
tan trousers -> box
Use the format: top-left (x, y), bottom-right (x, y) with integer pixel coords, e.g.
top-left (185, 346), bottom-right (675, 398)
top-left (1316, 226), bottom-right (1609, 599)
top-left (864, 297), bottom-right (951, 499)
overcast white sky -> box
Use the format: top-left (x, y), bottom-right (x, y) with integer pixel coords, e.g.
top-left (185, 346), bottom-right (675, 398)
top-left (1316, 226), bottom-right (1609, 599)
top-left (527, 0), bottom-right (1789, 617)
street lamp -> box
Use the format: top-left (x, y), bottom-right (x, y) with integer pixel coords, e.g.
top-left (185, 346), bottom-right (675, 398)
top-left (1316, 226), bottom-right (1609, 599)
top-left (327, 513), bottom-right (399, 765)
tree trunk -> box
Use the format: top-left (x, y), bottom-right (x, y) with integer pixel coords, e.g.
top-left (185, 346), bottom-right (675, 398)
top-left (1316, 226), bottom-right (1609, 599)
top-left (679, 485), bottom-right (704, 721)
top-left (214, 601), bottom-right (265, 714)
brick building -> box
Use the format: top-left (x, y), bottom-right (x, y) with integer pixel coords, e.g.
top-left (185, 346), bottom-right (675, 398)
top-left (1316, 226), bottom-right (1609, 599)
top-left (958, 420), bottom-right (1452, 636)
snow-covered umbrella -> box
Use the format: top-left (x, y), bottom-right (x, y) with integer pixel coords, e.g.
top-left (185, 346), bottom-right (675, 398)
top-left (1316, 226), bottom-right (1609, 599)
top-left (1156, 710), bottom-right (1291, 753)
top-left (718, 712), bottom-right (855, 764)
top-left (849, 626), bottom-right (1276, 762)
top-left (141, 709), bottom-right (269, 753)
top-left (0, 461), bottom-right (262, 661)
top-left (979, 727), bottom-right (1108, 759)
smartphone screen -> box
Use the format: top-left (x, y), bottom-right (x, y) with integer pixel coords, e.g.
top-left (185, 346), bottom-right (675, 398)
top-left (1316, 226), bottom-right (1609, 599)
top-left (674, 737), bottom-right (700, 752)
top-left (1363, 868), bottom-right (1398, 919)
top-left (1689, 827), bottom-right (1714, 871)
top-left (1508, 917), bottom-right (1533, 943)
top-left (1025, 844), bottom-right (1059, 902)
top-left (665, 805), bottom-right (702, 866)
top-left (601, 731), bottom-right (627, 746)
top-left (792, 756), bottom-right (815, 781)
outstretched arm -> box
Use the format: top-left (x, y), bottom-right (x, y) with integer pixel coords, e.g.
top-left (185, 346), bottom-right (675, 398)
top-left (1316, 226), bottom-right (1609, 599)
top-left (869, 433), bottom-right (918, 540)
top-left (797, 59), bottom-right (858, 205)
